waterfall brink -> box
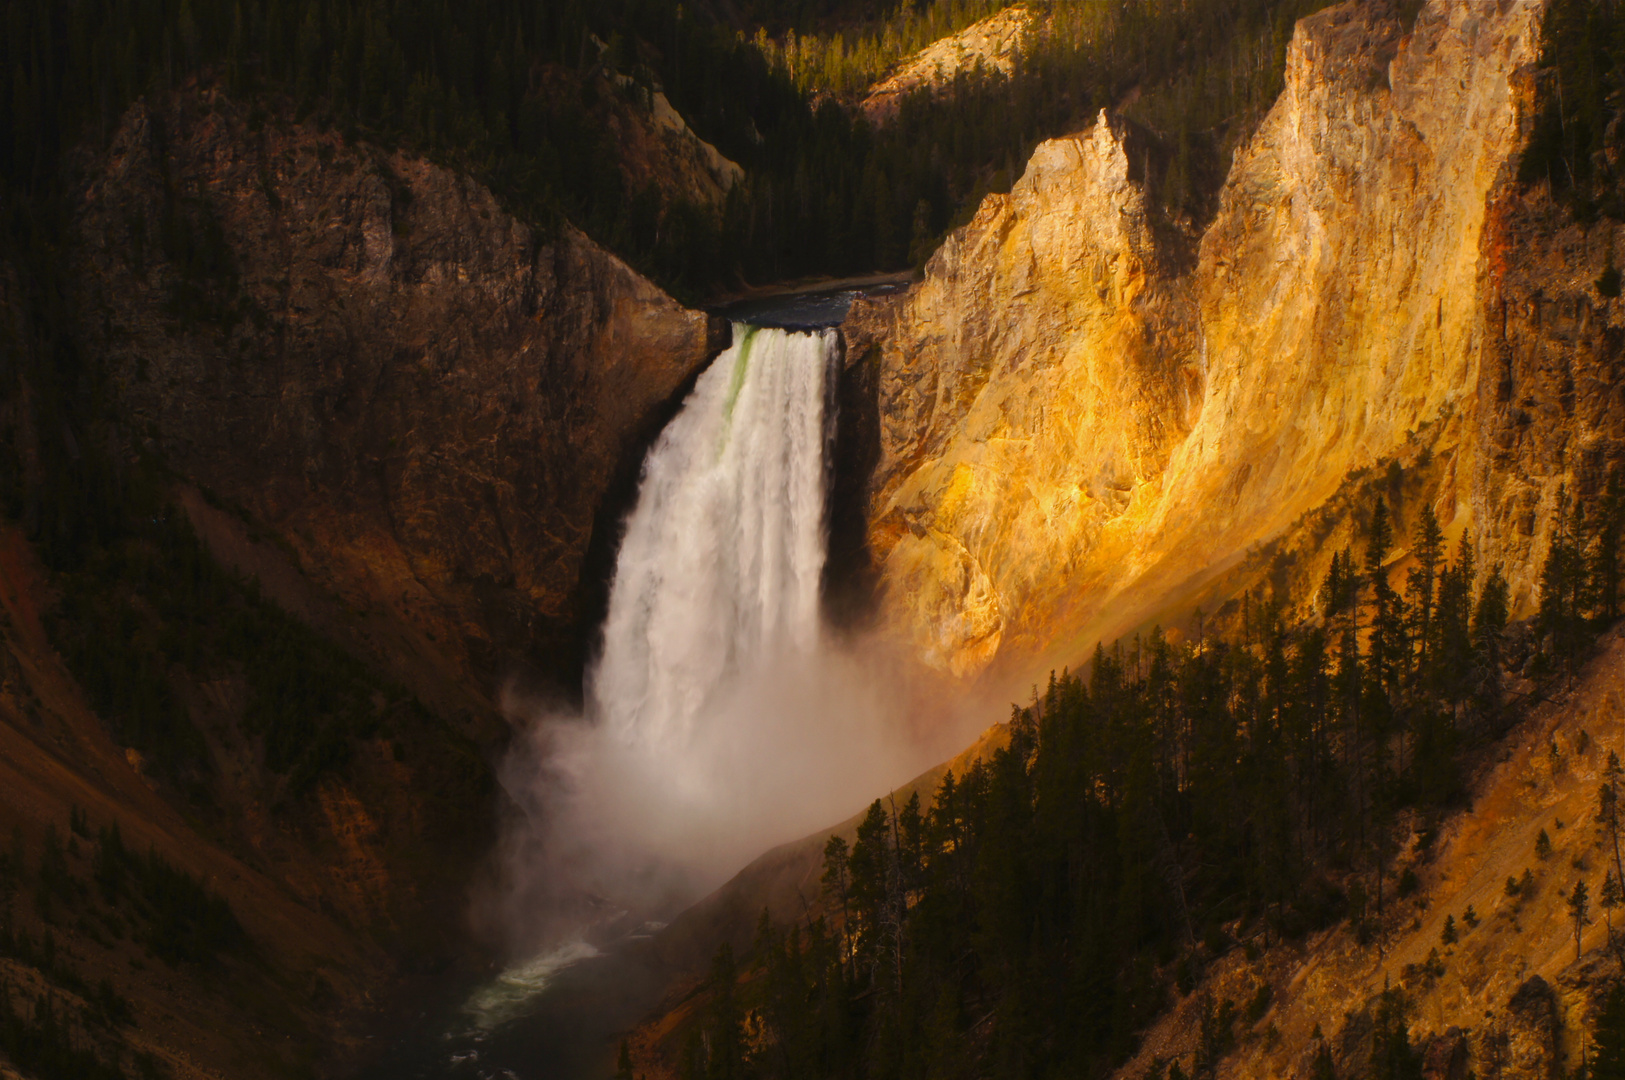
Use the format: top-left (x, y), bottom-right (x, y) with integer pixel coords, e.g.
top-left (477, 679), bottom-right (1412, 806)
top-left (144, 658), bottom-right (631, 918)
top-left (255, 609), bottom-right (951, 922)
top-left (593, 324), bottom-right (838, 761)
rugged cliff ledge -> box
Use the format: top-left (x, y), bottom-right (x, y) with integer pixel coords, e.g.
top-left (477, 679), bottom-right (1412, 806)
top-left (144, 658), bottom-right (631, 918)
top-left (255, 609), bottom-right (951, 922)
top-left (850, 0), bottom-right (1602, 686)
top-left (69, 87), bottom-right (725, 699)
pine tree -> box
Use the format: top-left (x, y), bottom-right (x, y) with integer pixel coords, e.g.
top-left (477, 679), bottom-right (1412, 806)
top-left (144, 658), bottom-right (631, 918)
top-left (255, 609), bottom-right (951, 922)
top-left (821, 834), bottom-right (851, 975)
top-left (702, 944), bottom-right (745, 1080)
top-left (1602, 870), bottom-right (1622, 952)
top-left (1366, 498), bottom-right (1404, 710)
top-left (1310, 1042), bottom-right (1337, 1080)
top-left (1596, 469), bottom-right (1624, 624)
top-left (1369, 989), bottom-right (1423, 1080)
top-left (1601, 752), bottom-right (1625, 890)
top-left (1538, 489), bottom-right (1593, 679)
top-left (1472, 566), bottom-right (1510, 714)
top-left (1572, 878), bottom-right (1592, 961)
top-left (1407, 503), bottom-right (1444, 686)
top-left (1593, 982), bottom-right (1625, 1080)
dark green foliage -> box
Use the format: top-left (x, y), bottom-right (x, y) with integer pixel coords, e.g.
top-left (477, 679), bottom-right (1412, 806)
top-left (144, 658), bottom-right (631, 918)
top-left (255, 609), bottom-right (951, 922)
top-left (42, 485), bottom-right (453, 800)
top-left (1600, 261), bottom-right (1622, 298)
top-left (1368, 989), bottom-right (1423, 1080)
top-left (134, 845), bottom-right (245, 966)
top-left (675, 491), bottom-right (1621, 1079)
top-left (27, 818), bottom-right (249, 970)
top-left (1195, 996), bottom-right (1237, 1076)
top-left (1594, 982), bottom-right (1625, 1080)
top-left (93, 979), bottom-right (134, 1028)
top-left (0, 983), bottom-right (128, 1080)
top-left (35, 826), bottom-right (81, 920)
top-left (0, 920), bottom-right (92, 1000)
top-left (1519, 0), bottom-right (1625, 220)
top-left (0, 0), bottom-right (1344, 302)
top-left (1573, 877), bottom-right (1592, 960)
top-left (1536, 479), bottom-right (1625, 683)
top-left (1244, 982), bottom-right (1273, 1023)
top-left (1310, 1041), bottom-right (1337, 1080)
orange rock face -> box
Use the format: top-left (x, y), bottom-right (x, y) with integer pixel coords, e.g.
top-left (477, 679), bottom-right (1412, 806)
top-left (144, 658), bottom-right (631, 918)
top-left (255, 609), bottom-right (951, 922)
top-left (854, 0), bottom-right (1579, 689)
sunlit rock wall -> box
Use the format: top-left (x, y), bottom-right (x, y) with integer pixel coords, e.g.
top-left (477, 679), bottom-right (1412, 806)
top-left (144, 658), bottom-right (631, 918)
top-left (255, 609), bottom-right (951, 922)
top-left (858, 0), bottom-right (1552, 683)
top-left (859, 114), bottom-right (1197, 676)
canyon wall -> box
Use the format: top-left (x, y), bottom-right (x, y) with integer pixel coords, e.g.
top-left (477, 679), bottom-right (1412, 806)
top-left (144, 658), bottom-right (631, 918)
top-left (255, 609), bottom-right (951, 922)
top-left (852, 0), bottom-right (1619, 685)
top-left (69, 88), bottom-right (724, 698)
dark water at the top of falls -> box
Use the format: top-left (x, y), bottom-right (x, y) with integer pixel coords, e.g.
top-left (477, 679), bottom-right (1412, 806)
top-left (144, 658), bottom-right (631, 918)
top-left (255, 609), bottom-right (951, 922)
top-left (712, 273), bottom-right (911, 329)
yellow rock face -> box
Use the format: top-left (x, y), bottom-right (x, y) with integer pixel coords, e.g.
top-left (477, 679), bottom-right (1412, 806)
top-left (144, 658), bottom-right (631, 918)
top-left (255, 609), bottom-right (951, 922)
top-left (860, 6), bottom-right (1039, 126)
top-left (860, 0), bottom-right (1546, 685)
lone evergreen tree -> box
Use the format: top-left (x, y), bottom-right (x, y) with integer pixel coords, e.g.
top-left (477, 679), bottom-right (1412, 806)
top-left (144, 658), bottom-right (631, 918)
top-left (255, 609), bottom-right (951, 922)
top-left (1603, 752), bottom-right (1625, 888)
top-left (1603, 870), bottom-right (1622, 952)
top-left (1572, 878), bottom-right (1592, 961)
top-left (1310, 1042), bottom-right (1337, 1080)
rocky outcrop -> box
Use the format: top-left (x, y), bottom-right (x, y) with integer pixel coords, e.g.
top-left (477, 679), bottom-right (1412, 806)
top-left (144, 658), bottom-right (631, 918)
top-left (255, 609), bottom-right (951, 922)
top-left (70, 87), bottom-right (724, 694)
top-left (854, 0), bottom-right (1562, 683)
top-left (860, 6), bottom-right (1039, 125)
top-left (566, 65), bottom-right (744, 208)
top-left (856, 113), bottom-right (1196, 675)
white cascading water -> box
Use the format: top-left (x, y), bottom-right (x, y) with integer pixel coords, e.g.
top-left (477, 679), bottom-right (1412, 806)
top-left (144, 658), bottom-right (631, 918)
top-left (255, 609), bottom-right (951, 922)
top-left (473, 321), bottom-right (923, 1036)
top-left (503, 322), bottom-right (907, 907)
top-left (592, 323), bottom-right (835, 766)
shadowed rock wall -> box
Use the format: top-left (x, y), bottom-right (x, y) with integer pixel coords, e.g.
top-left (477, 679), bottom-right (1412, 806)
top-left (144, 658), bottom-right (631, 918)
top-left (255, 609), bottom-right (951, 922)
top-left (70, 89), bottom-right (724, 698)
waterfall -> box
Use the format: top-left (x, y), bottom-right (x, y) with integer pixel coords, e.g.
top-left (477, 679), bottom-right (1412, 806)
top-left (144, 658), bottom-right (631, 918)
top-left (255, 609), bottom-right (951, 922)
top-left (592, 325), bottom-right (837, 765)
top-left (494, 318), bottom-right (912, 951)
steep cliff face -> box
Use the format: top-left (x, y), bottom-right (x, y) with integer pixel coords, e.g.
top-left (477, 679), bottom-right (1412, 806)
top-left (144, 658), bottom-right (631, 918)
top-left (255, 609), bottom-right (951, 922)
top-left (70, 87), bottom-right (723, 696)
top-left (0, 525), bottom-right (388, 1080)
top-left (558, 64), bottom-right (744, 209)
top-left (856, 0), bottom-right (1557, 683)
top-left (854, 114), bottom-right (1196, 675)
top-left (1475, 181), bottom-right (1625, 613)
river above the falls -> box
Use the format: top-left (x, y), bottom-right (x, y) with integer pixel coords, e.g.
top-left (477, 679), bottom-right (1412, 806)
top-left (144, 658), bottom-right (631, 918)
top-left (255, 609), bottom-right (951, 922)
top-left (711, 271), bottom-right (911, 329)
